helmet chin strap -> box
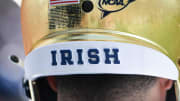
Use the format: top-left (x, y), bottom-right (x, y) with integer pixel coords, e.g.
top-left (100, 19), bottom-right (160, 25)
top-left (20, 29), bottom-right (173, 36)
top-left (13, 0), bottom-right (22, 7)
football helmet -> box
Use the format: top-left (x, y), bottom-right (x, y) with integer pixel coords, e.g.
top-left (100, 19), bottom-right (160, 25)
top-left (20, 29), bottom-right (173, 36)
top-left (21, 0), bottom-right (180, 100)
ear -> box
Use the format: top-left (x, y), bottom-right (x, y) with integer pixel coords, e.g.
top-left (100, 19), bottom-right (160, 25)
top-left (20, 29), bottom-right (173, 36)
top-left (159, 78), bottom-right (173, 90)
top-left (47, 77), bottom-right (57, 92)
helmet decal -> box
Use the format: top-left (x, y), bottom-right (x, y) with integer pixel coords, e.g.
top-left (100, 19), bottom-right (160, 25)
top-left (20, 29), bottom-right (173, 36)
top-left (49, 0), bottom-right (80, 6)
top-left (98, 0), bottom-right (135, 18)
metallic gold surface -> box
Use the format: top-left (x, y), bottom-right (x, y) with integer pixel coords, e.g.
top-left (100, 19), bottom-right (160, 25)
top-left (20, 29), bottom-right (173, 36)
top-left (21, 0), bottom-right (180, 100)
top-left (21, 0), bottom-right (180, 66)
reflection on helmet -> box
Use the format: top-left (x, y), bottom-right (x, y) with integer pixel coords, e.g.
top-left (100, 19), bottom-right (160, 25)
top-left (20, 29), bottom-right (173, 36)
top-left (21, 0), bottom-right (180, 101)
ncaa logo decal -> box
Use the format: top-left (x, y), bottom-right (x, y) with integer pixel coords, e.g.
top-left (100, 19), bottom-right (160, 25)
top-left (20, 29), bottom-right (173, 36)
top-left (98, 0), bottom-right (135, 18)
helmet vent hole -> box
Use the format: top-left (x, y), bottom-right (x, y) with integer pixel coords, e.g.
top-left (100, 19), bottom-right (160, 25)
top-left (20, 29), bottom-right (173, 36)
top-left (82, 1), bottom-right (94, 13)
top-left (10, 55), bottom-right (19, 63)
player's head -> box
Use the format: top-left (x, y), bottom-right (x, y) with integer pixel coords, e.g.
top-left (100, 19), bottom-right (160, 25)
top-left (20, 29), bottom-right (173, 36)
top-left (47, 75), bottom-right (173, 101)
top-left (21, 0), bottom-right (180, 101)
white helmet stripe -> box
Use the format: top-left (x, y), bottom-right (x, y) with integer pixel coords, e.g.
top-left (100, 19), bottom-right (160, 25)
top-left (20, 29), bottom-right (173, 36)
top-left (24, 41), bottom-right (179, 80)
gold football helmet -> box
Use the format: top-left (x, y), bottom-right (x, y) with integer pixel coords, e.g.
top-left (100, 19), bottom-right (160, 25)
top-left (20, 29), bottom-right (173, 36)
top-left (21, 0), bottom-right (180, 101)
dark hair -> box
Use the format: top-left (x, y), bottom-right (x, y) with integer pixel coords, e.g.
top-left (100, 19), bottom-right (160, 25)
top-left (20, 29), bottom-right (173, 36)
top-left (56, 75), bottom-right (157, 101)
